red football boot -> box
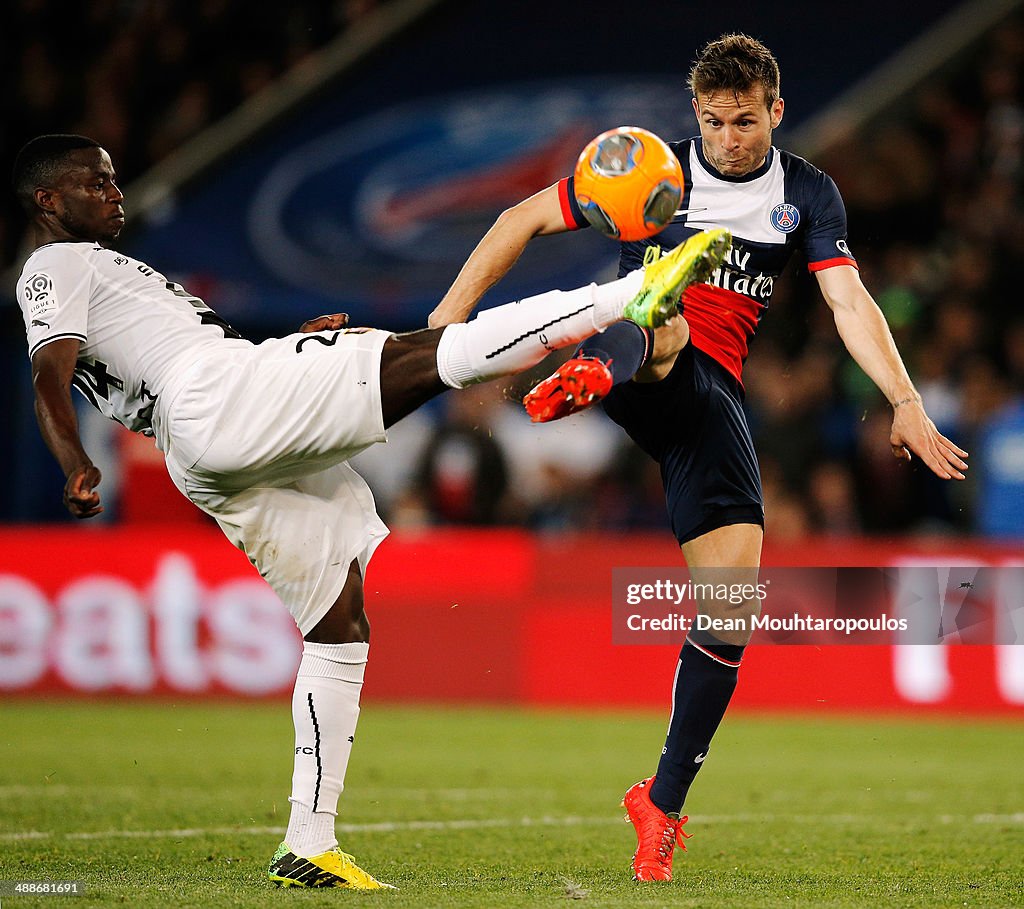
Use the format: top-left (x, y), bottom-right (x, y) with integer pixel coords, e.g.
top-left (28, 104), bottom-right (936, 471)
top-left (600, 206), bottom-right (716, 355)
top-left (522, 356), bottom-right (613, 423)
top-left (621, 776), bottom-right (692, 882)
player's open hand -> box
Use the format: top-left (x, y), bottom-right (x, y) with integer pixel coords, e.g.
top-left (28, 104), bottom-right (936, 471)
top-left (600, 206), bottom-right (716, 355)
top-left (890, 400), bottom-right (968, 480)
top-left (63, 464), bottom-right (103, 518)
top-left (299, 313), bottom-right (349, 333)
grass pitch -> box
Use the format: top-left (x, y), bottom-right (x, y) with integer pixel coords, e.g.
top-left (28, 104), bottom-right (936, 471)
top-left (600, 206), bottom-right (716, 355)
top-left (1, 701), bottom-right (1021, 908)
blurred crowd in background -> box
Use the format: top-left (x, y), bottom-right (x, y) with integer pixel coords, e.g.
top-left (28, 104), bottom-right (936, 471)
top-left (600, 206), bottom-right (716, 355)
top-left (758, 18), bottom-right (1024, 540)
top-left (0, 0), bottom-right (380, 270)
top-left (2, 3), bottom-right (1021, 539)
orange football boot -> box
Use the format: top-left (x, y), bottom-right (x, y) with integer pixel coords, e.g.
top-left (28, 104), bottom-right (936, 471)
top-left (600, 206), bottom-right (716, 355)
top-left (523, 356), bottom-right (613, 423)
top-left (621, 776), bottom-right (692, 882)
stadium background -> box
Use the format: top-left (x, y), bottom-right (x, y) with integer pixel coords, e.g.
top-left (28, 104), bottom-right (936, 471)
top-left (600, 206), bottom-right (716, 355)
top-left (1, 0), bottom-right (1021, 711)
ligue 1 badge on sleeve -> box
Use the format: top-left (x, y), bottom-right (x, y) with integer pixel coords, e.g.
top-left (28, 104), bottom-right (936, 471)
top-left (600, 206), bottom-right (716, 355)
top-left (24, 272), bottom-right (54, 308)
top-left (770, 202), bottom-right (800, 233)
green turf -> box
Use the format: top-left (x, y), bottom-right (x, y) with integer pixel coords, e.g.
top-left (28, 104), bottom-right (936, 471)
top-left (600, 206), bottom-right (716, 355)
top-left (1, 701), bottom-right (1021, 908)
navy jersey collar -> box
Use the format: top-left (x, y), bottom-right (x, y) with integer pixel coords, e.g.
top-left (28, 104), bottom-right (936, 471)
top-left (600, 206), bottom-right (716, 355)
top-left (693, 139), bottom-right (775, 183)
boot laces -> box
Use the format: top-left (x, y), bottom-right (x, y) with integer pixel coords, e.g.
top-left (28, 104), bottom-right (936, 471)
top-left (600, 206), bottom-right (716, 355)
top-left (642, 245), bottom-right (663, 267)
top-left (639, 813), bottom-right (691, 863)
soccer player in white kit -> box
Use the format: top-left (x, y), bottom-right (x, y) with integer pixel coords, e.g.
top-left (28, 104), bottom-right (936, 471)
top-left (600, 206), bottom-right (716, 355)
top-left (12, 134), bottom-right (731, 889)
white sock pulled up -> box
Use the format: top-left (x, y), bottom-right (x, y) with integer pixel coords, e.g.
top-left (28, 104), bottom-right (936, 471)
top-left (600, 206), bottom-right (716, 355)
top-left (435, 270), bottom-right (643, 388)
top-left (285, 640), bottom-right (368, 857)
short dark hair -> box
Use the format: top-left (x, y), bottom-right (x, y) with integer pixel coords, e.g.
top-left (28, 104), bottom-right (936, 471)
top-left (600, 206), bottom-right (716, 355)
top-left (11, 134), bottom-right (101, 214)
top-left (688, 34), bottom-right (781, 110)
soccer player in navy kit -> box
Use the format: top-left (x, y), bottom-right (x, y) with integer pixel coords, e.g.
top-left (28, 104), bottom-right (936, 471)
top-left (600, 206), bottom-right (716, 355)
top-left (430, 34), bottom-right (968, 882)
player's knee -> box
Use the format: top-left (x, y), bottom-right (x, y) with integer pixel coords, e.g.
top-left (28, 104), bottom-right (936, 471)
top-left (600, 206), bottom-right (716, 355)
top-left (304, 561), bottom-right (370, 644)
top-left (654, 316), bottom-right (689, 358)
top-left (695, 594), bottom-right (760, 646)
top-left (636, 317), bottom-right (688, 381)
top-left (305, 598), bottom-right (369, 644)
top-left (693, 617), bottom-right (753, 646)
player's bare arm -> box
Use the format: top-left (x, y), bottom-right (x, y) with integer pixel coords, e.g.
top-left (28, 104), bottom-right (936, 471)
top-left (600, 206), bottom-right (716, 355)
top-left (31, 337), bottom-right (103, 518)
top-left (428, 183), bottom-right (569, 328)
top-left (816, 264), bottom-right (968, 480)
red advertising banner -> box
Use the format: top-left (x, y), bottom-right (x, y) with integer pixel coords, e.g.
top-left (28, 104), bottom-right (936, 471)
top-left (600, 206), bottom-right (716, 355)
top-left (0, 528), bottom-right (1021, 714)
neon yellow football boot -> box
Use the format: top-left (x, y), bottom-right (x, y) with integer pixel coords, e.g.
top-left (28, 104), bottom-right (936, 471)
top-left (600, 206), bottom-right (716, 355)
top-left (268, 841), bottom-right (397, 890)
top-left (623, 228), bottom-right (732, 329)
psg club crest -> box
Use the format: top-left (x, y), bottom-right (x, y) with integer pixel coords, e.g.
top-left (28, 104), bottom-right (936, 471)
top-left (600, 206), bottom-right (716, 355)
top-left (770, 203), bottom-right (800, 233)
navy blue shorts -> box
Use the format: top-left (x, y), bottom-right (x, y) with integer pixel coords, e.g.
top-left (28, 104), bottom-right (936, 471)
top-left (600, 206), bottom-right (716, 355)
top-left (600, 344), bottom-right (764, 545)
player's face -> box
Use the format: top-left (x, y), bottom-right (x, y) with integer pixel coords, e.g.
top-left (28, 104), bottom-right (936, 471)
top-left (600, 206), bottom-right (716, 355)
top-left (46, 148), bottom-right (125, 244)
top-left (692, 86), bottom-right (784, 177)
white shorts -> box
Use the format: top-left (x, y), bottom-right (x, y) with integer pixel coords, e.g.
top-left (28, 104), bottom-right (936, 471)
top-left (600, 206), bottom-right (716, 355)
top-left (161, 328), bottom-right (393, 634)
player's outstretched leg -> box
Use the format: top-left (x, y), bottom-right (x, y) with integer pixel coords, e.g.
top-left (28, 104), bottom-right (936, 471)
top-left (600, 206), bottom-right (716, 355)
top-left (378, 228), bottom-right (731, 427)
top-left (431, 274), bottom-right (641, 391)
top-left (436, 227), bottom-right (731, 388)
top-left (524, 228), bottom-right (731, 422)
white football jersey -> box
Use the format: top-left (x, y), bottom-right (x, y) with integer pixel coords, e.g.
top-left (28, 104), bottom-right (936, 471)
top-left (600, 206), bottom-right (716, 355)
top-left (17, 242), bottom-right (251, 439)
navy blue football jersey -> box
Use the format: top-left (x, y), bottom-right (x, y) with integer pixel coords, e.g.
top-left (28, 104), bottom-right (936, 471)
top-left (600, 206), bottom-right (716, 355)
top-left (559, 137), bottom-right (856, 382)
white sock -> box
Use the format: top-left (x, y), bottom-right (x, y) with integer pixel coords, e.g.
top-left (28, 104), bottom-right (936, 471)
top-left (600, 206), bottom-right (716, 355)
top-left (591, 269), bottom-right (645, 325)
top-left (435, 270), bottom-right (644, 388)
top-left (286, 640), bottom-right (368, 857)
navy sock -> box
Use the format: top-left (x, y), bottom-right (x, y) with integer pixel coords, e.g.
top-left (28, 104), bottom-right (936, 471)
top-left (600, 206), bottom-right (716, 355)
top-left (648, 630), bottom-right (744, 816)
top-left (577, 321), bottom-right (652, 385)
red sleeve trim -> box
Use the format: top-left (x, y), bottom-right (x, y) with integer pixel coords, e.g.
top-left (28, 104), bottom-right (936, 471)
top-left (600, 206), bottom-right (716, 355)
top-left (808, 257), bottom-right (858, 273)
top-left (557, 177), bottom-right (581, 231)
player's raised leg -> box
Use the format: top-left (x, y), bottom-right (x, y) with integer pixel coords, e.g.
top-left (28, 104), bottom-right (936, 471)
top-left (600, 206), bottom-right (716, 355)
top-left (269, 560), bottom-right (395, 890)
top-left (378, 228), bottom-right (732, 427)
top-left (524, 229), bottom-right (730, 422)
